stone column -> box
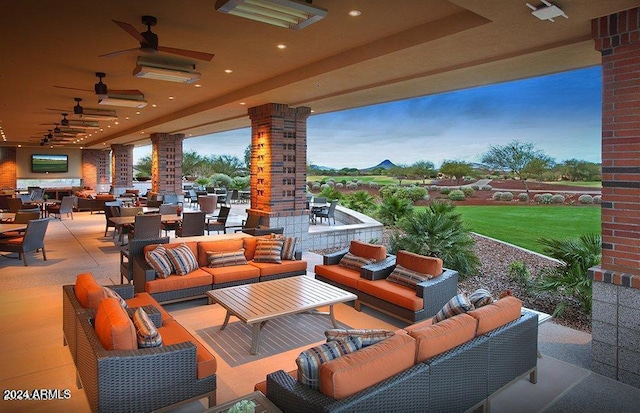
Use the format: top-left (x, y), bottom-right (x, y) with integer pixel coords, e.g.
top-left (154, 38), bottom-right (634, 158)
top-left (590, 7), bottom-right (640, 389)
top-left (248, 103), bottom-right (311, 249)
top-left (81, 149), bottom-right (110, 193)
top-left (110, 144), bottom-right (133, 196)
top-left (0, 147), bottom-right (17, 189)
top-left (150, 133), bottom-right (183, 195)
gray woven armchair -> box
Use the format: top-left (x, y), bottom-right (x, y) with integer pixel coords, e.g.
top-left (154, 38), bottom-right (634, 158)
top-left (0, 217), bottom-right (49, 266)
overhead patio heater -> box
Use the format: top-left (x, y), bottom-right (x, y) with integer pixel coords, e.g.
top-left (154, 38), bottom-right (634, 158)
top-left (215, 0), bottom-right (328, 30)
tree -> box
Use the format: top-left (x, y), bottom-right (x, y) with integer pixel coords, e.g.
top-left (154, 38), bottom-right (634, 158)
top-left (481, 140), bottom-right (550, 193)
top-left (559, 159), bottom-right (601, 182)
top-left (521, 155), bottom-right (555, 182)
top-left (377, 195), bottom-right (413, 226)
top-left (182, 150), bottom-right (205, 178)
top-left (439, 160), bottom-right (473, 185)
top-left (388, 164), bottom-right (410, 185)
top-left (343, 190), bottom-right (377, 215)
top-left (244, 144), bottom-right (252, 169)
top-left (410, 160), bottom-right (436, 184)
top-left (134, 155), bottom-right (152, 177)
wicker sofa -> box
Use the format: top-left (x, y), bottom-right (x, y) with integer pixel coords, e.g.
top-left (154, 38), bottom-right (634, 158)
top-left (62, 274), bottom-right (216, 413)
top-left (260, 296), bottom-right (538, 413)
top-left (132, 236), bottom-right (307, 304)
top-left (314, 242), bottom-right (458, 322)
top-left (76, 194), bottom-right (116, 213)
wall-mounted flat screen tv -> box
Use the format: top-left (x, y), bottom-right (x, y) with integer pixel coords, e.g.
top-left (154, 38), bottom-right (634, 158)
top-left (31, 154), bottom-right (68, 173)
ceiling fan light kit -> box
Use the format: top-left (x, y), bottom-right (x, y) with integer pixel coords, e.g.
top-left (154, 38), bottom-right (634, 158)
top-left (215, 0), bottom-right (327, 30)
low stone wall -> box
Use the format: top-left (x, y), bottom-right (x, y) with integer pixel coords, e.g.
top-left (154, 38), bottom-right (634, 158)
top-left (305, 206), bottom-right (383, 251)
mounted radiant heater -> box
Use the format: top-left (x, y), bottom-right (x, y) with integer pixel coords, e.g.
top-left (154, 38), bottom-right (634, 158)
top-left (99, 95), bottom-right (148, 108)
top-left (215, 0), bottom-right (327, 30)
top-left (133, 56), bottom-right (201, 83)
top-left (526, 0), bottom-right (568, 22)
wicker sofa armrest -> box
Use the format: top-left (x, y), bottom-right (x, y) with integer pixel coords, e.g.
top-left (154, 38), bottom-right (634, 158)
top-left (108, 283), bottom-right (134, 300)
top-left (415, 268), bottom-right (458, 318)
top-left (132, 255), bottom-right (157, 294)
top-left (294, 250), bottom-right (302, 261)
top-left (323, 249), bottom-right (349, 265)
top-left (360, 255), bottom-right (397, 281)
top-left (126, 305), bottom-right (162, 328)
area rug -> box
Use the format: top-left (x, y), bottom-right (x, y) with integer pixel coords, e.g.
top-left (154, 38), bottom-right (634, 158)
top-left (197, 313), bottom-right (349, 367)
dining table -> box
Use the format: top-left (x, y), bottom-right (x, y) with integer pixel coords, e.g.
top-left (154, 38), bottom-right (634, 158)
top-left (0, 212), bottom-right (16, 222)
top-left (308, 201), bottom-right (329, 224)
top-left (108, 214), bottom-right (182, 227)
top-left (0, 223), bottom-right (27, 234)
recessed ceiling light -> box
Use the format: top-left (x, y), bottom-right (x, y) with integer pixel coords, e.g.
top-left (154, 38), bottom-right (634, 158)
top-left (152, 104), bottom-right (157, 108)
top-left (194, 84), bottom-right (202, 88)
top-left (224, 69), bottom-right (233, 74)
top-left (114, 121), bottom-right (119, 125)
top-left (17, 144), bottom-right (21, 147)
top-left (277, 44), bottom-right (287, 49)
top-left (125, 117), bottom-right (130, 120)
top-left (136, 111), bottom-right (141, 115)
top-left (169, 96), bottom-right (174, 100)
top-left (348, 10), bottom-right (361, 17)
top-left (100, 128), bottom-right (104, 132)
top-left (103, 142), bottom-right (106, 145)
top-left (239, 102), bottom-right (246, 105)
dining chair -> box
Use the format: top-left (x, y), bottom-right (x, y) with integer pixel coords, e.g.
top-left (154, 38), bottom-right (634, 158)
top-left (159, 204), bottom-right (179, 235)
top-left (7, 197), bottom-right (24, 213)
top-left (230, 189), bottom-right (239, 204)
top-left (103, 201), bottom-right (120, 237)
top-left (206, 206), bottom-right (230, 234)
top-left (315, 199), bottom-right (338, 225)
top-left (226, 212), bottom-right (262, 233)
top-left (116, 206), bottom-right (142, 244)
top-left (162, 193), bottom-right (179, 205)
top-left (176, 211), bottom-right (205, 237)
top-left (0, 217), bottom-right (49, 266)
top-left (127, 214), bottom-right (162, 243)
top-left (46, 196), bottom-right (75, 220)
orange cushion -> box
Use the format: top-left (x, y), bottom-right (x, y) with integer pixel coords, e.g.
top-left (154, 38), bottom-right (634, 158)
top-left (356, 279), bottom-right (423, 311)
top-left (396, 251), bottom-right (443, 277)
top-left (94, 297), bottom-right (137, 351)
top-left (349, 240), bottom-right (386, 262)
top-left (408, 313), bottom-right (477, 362)
top-left (125, 293), bottom-right (173, 323)
top-left (202, 264), bottom-right (260, 284)
top-left (197, 239), bottom-right (245, 267)
top-left (249, 259), bottom-right (308, 276)
top-left (404, 317), bottom-right (434, 333)
top-left (467, 296), bottom-right (522, 335)
top-left (243, 237), bottom-right (258, 260)
top-left (314, 264), bottom-right (361, 290)
top-left (159, 319), bottom-right (217, 379)
top-left (145, 269), bottom-right (212, 294)
top-left (75, 273), bottom-right (107, 309)
top-left (320, 333), bottom-right (416, 399)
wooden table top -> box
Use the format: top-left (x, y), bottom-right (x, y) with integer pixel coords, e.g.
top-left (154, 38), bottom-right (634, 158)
top-left (207, 276), bottom-right (358, 325)
top-left (0, 223), bottom-right (27, 234)
top-left (0, 212), bottom-right (16, 222)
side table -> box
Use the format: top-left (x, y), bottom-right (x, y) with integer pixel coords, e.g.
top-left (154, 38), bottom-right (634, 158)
top-left (205, 391), bottom-right (282, 413)
top-left (522, 307), bottom-right (552, 358)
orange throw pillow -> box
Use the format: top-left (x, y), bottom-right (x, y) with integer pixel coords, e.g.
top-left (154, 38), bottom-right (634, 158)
top-left (75, 273), bottom-right (106, 309)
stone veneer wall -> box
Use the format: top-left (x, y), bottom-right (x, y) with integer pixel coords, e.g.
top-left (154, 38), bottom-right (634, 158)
top-left (151, 133), bottom-right (183, 195)
top-left (0, 147), bottom-right (17, 188)
top-left (306, 206), bottom-right (384, 251)
top-left (81, 149), bottom-right (110, 192)
top-left (110, 144), bottom-right (133, 195)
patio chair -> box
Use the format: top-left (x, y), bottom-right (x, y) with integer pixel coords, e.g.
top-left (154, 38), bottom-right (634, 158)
top-left (0, 217), bottom-right (49, 266)
top-left (315, 199), bottom-right (338, 225)
top-left (226, 212), bottom-right (262, 233)
top-left (198, 195), bottom-right (217, 214)
top-left (7, 197), bottom-right (23, 213)
top-left (0, 195), bottom-right (10, 212)
top-left (176, 211), bottom-right (205, 237)
top-left (206, 206), bottom-right (230, 234)
top-left (159, 204), bottom-right (179, 235)
top-left (46, 196), bottom-right (75, 220)
top-left (29, 188), bottom-right (45, 203)
top-left (162, 193), bottom-right (179, 205)
top-left (188, 189), bottom-right (198, 208)
top-left (229, 189), bottom-right (239, 204)
top-left (128, 214), bottom-right (162, 243)
top-left (103, 201), bottom-right (120, 237)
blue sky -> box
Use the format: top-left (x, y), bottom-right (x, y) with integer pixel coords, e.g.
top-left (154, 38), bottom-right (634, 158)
top-left (135, 66), bottom-right (603, 169)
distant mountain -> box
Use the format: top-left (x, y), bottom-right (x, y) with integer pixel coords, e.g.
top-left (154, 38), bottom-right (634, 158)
top-left (361, 159), bottom-right (396, 171)
top-left (309, 164), bottom-right (334, 171)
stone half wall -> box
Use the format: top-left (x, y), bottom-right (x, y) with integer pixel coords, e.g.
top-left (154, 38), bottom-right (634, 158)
top-left (306, 206), bottom-right (384, 251)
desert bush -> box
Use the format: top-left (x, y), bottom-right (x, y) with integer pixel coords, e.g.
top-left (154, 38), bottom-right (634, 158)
top-left (343, 190), bottom-right (377, 214)
top-left (533, 194), bottom-right (542, 202)
top-left (400, 186), bottom-right (428, 202)
top-left (390, 201), bottom-right (480, 279)
top-left (461, 186), bottom-right (475, 197)
top-left (440, 187), bottom-right (451, 195)
top-left (470, 185), bottom-right (480, 191)
top-left (448, 189), bottom-right (466, 201)
top-left (319, 186), bottom-right (343, 201)
top-left (369, 182), bottom-right (380, 189)
top-left (340, 179), bottom-right (347, 185)
top-left (326, 180), bottom-right (335, 187)
top-left (500, 192), bottom-right (514, 201)
top-left (593, 195), bottom-right (602, 204)
top-left (312, 182), bottom-right (321, 190)
top-left (481, 185), bottom-right (492, 191)
top-left (430, 185), bottom-right (439, 191)
top-left (578, 194), bottom-right (594, 204)
top-left (538, 193), bottom-right (553, 204)
top-left (379, 185), bottom-right (397, 200)
top-left (492, 192), bottom-right (503, 201)
top-left (551, 194), bottom-right (565, 204)
top-left (229, 176), bottom-right (250, 190)
top-left (346, 182), bottom-right (358, 189)
top-left (518, 193), bottom-right (529, 202)
top-left (320, 183), bottom-right (330, 189)
top-left (508, 261), bottom-right (531, 288)
top-left (335, 182), bottom-right (344, 188)
top-left (376, 195), bottom-right (414, 226)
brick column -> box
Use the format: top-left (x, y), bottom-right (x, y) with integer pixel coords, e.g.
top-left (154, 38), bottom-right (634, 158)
top-left (590, 7), bottom-right (640, 389)
top-left (248, 103), bottom-right (311, 248)
top-left (82, 149), bottom-right (110, 193)
top-left (0, 147), bottom-right (17, 189)
top-left (110, 144), bottom-right (133, 196)
top-left (150, 133), bottom-right (183, 195)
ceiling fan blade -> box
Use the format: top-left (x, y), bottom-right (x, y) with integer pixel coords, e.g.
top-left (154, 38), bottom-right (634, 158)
top-left (112, 20), bottom-right (146, 43)
top-left (54, 85), bottom-right (93, 92)
top-left (108, 89), bottom-right (144, 96)
top-left (158, 46), bottom-right (214, 62)
top-left (47, 108), bottom-right (70, 112)
top-left (99, 47), bottom-right (139, 58)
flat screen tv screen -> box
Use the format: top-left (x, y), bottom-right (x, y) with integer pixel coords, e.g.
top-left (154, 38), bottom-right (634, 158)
top-left (31, 154), bottom-right (68, 173)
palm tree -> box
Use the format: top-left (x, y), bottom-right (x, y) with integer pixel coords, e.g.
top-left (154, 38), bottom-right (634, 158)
top-left (343, 190), bottom-right (377, 214)
top-left (377, 195), bottom-right (413, 226)
top-left (390, 201), bottom-right (479, 278)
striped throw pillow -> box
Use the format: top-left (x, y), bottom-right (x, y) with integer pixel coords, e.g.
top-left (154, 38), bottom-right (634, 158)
top-left (296, 336), bottom-right (362, 390)
top-left (434, 294), bottom-right (473, 323)
top-left (165, 244), bottom-right (199, 275)
top-left (253, 238), bottom-right (284, 263)
top-left (469, 288), bottom-right (493, 308)
top-left (281, 236), bottom-right (297, 260)
top-left (132, 307), bottom-right (162, 348)
top-left (207, 249), bottom-right (248, 267)
top-left (387, 264), bottom-right (432, 288)
top-left (145, 245), bottom-right (174, 278)
top-left (103, 287), bottom-right (127, 308)
top-left (338, 252), bottom-right (376, 271)
top-left (325, 329), bottom-right (395, 347)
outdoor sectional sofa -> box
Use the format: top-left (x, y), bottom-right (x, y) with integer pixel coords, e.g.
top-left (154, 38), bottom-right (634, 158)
top-left (314, 241), bottom-right (458, 322)
top-left (132, 236), bottom-right (307, 304)
top-left (76, 194), bottom-right (116, 213)
top-left (258, 296), bottom-right (538, 413)
top-left (62, 273), bottom-right (216, 413)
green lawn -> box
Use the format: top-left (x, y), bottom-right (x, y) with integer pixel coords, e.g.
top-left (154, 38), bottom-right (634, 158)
top-left (307, 175), bottom-right (427, 186)
top-left (543, 181), bottom-right (602, 188)
top-left (454, 205), bottom-right (601, 255)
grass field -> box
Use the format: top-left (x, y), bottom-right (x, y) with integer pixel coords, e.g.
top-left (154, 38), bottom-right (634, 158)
top-left (454, 205), bottom-right (601, 255)
top-left (543, 181), bottom-right (602, 188)
top-left (307, 175), bottom-right (427, 186)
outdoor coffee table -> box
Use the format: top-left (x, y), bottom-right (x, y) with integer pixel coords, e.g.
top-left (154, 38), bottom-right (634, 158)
top-left (206, 276), bottom-right (358, 355)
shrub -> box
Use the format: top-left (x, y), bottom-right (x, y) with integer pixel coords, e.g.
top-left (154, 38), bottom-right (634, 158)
top-left (440, 187), bottom-right (451, 195)
top-left (461, 186), bottom-right (475, 197)
top-left (376, 195), bottom-right (414, 226)
top-left (209, 173), bottom-right (232, 188)
top-left (448, 189), bottom-right (466, 201)
top-left (500, 192), bottom-right (514, 201)
top-left (533, 194), bottom-right (542, 203)
top-left (320, 183), bottom-right (330, 189)
top-left (470, 185), bottom-right (480, 191)
top-left (593, 195), bottom-right (602, 204)
top-left (378, 185), bottom-right (397, 200)
top-left (335, 182), bottom-right (344, 188)
top-left (343, 190), bottom-right (377, 214)
top-left (319, 186), bottom-right (343, 201)
top-left (312, 182), bottom-right (321, 190)
top-left (508, 261), bottom-right (531, 288)
top-left (396, 186), bottom-right (427, 202)
top-left (229, 176), bottom-right (250, 190)
top-left (340, 179), bottom-right (347, 185)
top-left (518, 193), bottom-right (529, 202)
top-left (578, 194), bottom-right (594, 204)
top-left (326, 180), bottom-right (335, 187)
top-left (538, 193), bottom-right (553, 204)
top-left (430, 185), bottom-right (439, 191)
top-left (346, 182), bottom-right (357, 189)
top-left (492, 192), bottom-right (503, 201)
top-left (369, 182), bottom-right (380, 189)
top-left (551, 194), bottom-right (565, 204)
top-left (481, 185), bottom-right (492, 191)
top-left (390, 201), bottom-right (480, 279)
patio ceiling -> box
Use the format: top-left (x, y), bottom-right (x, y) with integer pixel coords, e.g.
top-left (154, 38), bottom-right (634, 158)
top-left (0, 0), bottom-right (636, 150)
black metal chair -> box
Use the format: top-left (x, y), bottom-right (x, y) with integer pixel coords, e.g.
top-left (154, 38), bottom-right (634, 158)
top-left (0, 217), bottom-right (49, 266)
top-left (176, 211), bottom-right (205, 237)
top-left (206, 206), bottom-right (230, 234)
top-left (315, 199), bottom-right (338, 225)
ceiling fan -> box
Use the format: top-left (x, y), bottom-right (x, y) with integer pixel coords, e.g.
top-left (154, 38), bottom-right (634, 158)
top-left (54, 72), bottom-right (143, 99)
top-left (100, 15), bottom-right (215, 62)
